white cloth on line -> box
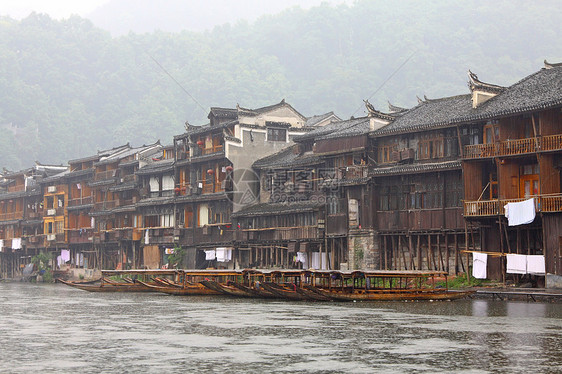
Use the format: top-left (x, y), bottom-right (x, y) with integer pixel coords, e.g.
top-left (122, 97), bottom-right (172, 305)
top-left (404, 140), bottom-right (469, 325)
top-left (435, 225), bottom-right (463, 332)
top-left (506, 254), bottom-right (527, 274)
top-left (60, 249), bottom-right (71, 263)
top-left (12, 237), bottom-right (22, 249)
top-left (296, 252), bottom-right (306, 264)
top-left (145, 229), bottom-right (149, 244)
top-left (205, 249), bottom-right (216, 260)
top-left (526, 255), bottom-right (545, 275)
top-left (0, 239), bottom-right (4, 252)
top-left (311, 252), bottom-right (320, 270)
top-left (504, 198), bottom-right (535, 226)
top-left (472, 252), bottom-right (487, 279)
top-left (216, 248), bottom-right (232, 262)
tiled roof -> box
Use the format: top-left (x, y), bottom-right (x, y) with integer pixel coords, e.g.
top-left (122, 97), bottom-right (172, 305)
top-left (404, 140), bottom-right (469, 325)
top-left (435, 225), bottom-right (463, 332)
top-left (370, 160), bottom-right (461, 176)
top-left (317, 117), bottom-right (370, 140)
top-left (136, 159), bottom-right (175, 175)
top-left (232, 200), bottom-right (323, 217)
top-left (64, 168), bottom-right (94, 180)
top-left (372, 95), bottom-right (473, 136)
top-left (305, 112), bottom-right (338, 127)
top-left (295, 117), bottom-right (369, 141)
top-left (252, 145), bottom-right (322, 170)
top-left (373, 65), bottom-right (562, 136)
top-left (453, 65), bottom-right (562, 122)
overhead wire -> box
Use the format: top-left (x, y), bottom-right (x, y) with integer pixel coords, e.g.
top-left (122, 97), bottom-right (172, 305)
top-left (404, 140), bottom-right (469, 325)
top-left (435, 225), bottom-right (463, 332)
top-left (352, 49), bottom-right (417, 117)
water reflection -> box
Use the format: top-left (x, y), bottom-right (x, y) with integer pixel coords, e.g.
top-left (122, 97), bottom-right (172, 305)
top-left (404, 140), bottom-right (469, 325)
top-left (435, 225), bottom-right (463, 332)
top-left (0, 283), bottom-right (560, 373)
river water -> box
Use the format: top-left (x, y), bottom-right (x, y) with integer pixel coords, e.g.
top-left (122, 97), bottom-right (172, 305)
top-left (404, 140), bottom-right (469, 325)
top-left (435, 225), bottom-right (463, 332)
top-left (0, 283), bottom-right (561, 373)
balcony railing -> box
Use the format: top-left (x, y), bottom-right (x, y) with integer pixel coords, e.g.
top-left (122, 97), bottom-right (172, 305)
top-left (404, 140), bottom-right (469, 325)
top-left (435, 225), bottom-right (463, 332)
top-left (464, 194), bottom-right (562, 217)
top-left (93, 200), bottom-right (117, 211)
top-left (0, 211), bottom-right (24, 221)
top-left (69, 196), bottom-right (93, 207)
top-left (94, 169), bottom-right (117, 181)
top-left (464, 134), bottom-right (562, 159)
top-left (201, 145), bottom-right (223, 155)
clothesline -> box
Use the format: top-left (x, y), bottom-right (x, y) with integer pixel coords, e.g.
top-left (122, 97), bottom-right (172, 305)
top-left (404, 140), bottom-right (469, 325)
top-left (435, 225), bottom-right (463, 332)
top-left (461, 250), bottom-right (505, 257)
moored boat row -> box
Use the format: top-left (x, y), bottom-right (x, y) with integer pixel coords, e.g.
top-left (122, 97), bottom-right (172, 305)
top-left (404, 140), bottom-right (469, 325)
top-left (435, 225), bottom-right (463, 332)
top-left (58, 269), bottom-right (474, 301)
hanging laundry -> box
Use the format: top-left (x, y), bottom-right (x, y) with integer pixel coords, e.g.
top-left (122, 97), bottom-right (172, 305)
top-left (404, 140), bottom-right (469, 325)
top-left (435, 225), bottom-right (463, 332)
top-left (0, 239), bottom-right (4, 252)
top-left (472, 252), bottom-right (487, 279)
top-left (60, 249), bottom-right (71, 263)
top-left (506, 254), bottom-right (527, 274)
top-left (12, 238), bottom-right (22, 250)
top-left (145, 229), bottom-right (150, 244)
top-left (526, 255), bottom-right (545, 275)
top-left (296, 252), bottom-right (307, 263)
top-left (504, 198), bottom-right (535, 226)
top-left (216, 248), bottom-right (232, 262)
top-left (205, 249), bottom-right (216, 260)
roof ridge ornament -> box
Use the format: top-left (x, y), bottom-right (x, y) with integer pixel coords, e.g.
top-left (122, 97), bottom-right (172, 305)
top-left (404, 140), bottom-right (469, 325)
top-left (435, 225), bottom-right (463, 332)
top-left (387, 101), bottom-right (407, 113)
top-left (544, 59), bottom-right (562, 69)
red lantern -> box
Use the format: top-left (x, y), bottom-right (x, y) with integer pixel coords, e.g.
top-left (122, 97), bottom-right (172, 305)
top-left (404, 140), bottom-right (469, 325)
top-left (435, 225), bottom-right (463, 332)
top-left (207, 169), bottom-right (214, 175)
top-left (174, 187), bottom-right (180, 194)
top-left (225, 165), bottom-right (233, 173)
top-left (196, 140), bottom-right (204, 147)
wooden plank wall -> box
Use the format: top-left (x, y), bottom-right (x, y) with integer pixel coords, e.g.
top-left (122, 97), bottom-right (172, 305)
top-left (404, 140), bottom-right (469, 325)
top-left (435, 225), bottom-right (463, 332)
top-left (498, 160), bottom-right (519, 199)
top-left (463, 161), bottom-right (484, 200)
top-left (543, 215), bottom-right (562, 275)
top-left (540, 108), bottom-right (562, 136)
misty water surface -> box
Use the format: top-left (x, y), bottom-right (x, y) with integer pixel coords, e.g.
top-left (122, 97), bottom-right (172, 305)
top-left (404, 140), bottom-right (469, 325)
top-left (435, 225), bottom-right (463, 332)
top-left (0, 283), bottom-right (560, 373)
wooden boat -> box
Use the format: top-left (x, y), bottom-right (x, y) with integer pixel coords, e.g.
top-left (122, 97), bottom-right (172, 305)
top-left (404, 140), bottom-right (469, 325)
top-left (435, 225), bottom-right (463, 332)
top-left (230, 281), bottom-right (278, 299)
top-left (57, 278), bottom-right (154, 292)
top-left (304, 270), bottom-right (475, 302)
top-left (136, 280), bottom-right (220, 296)
top-left (200, 280), bottom-right (255, 297)
top-left (260, 282), bottom-right (307, 300)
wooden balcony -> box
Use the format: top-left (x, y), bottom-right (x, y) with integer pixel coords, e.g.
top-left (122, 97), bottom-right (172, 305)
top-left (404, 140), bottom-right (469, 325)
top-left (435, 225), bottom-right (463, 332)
top-left (0, 211), bottom-right (24, 221)
top-left (464, 194), bottom-right (562, 217)
top-left (464, 134), bottom-right (562, 159)
top-left (69, 196), bottom-right (93, 207)
top-left (238, 226), bottom-right (319, 242)
top-left (93, 200), bottom-right (117, 211)
top-left (93, 169), bottom-right (117, 181)
top-left (7, 185), bottom-right (25, 193)
top-left (338, 165), bottom-right (368, 179)
top-left (376, 208), bottom-right (464, 231)
top-left (202, 145), bottom-right (223, 155)
top-left (68, 228), bottom-right (93, 244)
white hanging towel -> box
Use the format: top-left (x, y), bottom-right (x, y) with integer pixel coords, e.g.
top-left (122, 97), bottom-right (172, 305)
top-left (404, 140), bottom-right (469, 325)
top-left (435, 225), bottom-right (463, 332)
top-left (506, 254), bottom-right (527, 274)
top-left (296, 252), bottom-right (307, 263)
top-left (472, 252), bottom-right (488, 279)
top-left (216, 248), bottom-right (226, 262)
top-left (12, 238), bottom-right (22, 249)
top-left (526, 255), bottom-right (545, 275)
top-left (205, 249), bottom-right (216, 260)
top-left (0, 239), bottom-right (4, 252)
top-left (61, 249), bottom-right (71, 263)
top-left (311, 252), bottom-right (321, 269)
top-left (145, 229), bottom-right (150, 244)
top-left (504, 198), bottom-right (535, 226)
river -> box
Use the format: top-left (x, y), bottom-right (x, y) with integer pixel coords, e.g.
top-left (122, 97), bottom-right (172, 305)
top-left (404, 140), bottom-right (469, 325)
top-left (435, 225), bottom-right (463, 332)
top-left (0, 282), bottom-right (560, 373)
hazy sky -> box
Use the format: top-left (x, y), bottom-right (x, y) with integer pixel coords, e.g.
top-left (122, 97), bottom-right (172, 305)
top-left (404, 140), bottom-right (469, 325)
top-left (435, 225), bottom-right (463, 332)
top-left (1, 0), bottom-right (111, 19)
top-left (1, 0), bottom-right (350, 20)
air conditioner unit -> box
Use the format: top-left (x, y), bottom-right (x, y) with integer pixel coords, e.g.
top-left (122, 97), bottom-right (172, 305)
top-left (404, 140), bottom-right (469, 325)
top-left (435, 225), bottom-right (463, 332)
top-left (47, 209), bottom-right (56, 216)
top-left (47, 234), bottom-right (56, 241)
top-left (47, 186), bottom-right (56, 193)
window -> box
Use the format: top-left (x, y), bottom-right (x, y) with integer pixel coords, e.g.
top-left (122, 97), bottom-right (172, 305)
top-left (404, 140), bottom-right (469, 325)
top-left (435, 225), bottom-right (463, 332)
top-left (483, 122), bottom-right (500, 144)
top-left (419, 138), bottom-right (444, 160)
top-left (267, 128), bottom-right (286, 142)
top-left (378, 144), bottom-right (398, 164)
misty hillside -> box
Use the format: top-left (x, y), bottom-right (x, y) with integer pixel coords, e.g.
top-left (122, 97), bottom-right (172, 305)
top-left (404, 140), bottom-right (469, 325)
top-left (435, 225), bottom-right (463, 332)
top-left (0, 0), bottom-right (560, 171)
top-left (86, 0), bottom-right (338, 35)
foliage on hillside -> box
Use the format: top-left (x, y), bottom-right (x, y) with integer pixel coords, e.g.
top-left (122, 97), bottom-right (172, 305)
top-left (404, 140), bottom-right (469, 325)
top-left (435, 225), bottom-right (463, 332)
top-left (0, 0), bottom-right (560, 170)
